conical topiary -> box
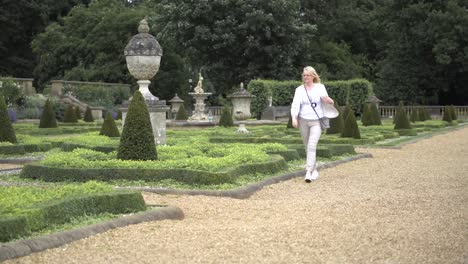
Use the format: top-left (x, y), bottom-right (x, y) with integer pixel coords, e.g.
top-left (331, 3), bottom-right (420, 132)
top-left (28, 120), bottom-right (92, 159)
top-left (394, 101), bottom-right (411, 129)
top-left (175, 104), bottom-right (189, 120)
top-left (369, 103), bottom-right (382, 125)
top-left (286, 114), bottom-right (293, 129)
top-left (361, 103), bottom-right (372, 126)
top-left (83, 106), bottom-right (94, 122)
top-left (341, 104), bottom-right (352, 123)
top-left (449, 105), bottom-right (457, 121)
top-left (75, 106), bottom-right (82, 120)
top-left (117, 90), bottom-right (157, 161)
top-left (442, 106), bottom-right (452, 123)
top-left (410, 109), bottom-right (419, 123)
top-left (63, 104), bottom-right (78, 123)
top-left (341, 111), bottom-right (361, 139)
top-left (0, 96), bottom-right (17, 143)
top-left (39, 99), bottom-right (58, 128)
top-left (100, 112), bottom-right (120, 137)
top-left (326, 101), bottom-right (344, 134)
top-left (219, 106), bottom-right (234, 127)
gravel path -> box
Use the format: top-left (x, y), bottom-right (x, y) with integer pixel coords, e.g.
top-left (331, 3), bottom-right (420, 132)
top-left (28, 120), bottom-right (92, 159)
top-left (4, 127), bottom-right (468, 264)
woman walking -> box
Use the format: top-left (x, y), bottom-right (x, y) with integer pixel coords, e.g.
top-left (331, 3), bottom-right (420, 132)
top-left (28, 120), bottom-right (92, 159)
top-left (291, 66), bottom-right (334, 182)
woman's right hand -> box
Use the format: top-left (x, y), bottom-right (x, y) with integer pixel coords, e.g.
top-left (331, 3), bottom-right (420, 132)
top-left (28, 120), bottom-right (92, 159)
top-left (292, 117), bottom-right (298, 128)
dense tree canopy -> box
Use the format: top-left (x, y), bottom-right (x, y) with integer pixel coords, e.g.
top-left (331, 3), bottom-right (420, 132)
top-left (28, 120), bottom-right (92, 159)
top-left (1, 0), bottom-right (466, 105)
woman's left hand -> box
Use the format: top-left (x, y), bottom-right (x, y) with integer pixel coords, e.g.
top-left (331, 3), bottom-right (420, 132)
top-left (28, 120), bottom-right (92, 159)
top-left (321, 96), bottom-right (334, 104)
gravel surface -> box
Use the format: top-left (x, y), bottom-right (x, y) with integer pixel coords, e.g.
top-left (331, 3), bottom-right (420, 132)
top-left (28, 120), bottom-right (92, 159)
top-left (3, 127), bottom-right (468, 264)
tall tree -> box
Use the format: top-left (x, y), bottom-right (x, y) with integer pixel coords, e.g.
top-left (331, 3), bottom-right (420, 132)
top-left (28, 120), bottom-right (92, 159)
top-left (154, 0), bottom-right (316, 97)
top-left (375, 0), bottom-right (468, 105)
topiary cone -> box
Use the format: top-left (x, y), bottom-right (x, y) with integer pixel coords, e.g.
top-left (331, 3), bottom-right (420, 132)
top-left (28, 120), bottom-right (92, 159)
top-left (100, 112), bottom-right (120, 137)
top-left (117, 90), bottom-right (157, 161)
top-left (0, 96), bottom-right (17, 143)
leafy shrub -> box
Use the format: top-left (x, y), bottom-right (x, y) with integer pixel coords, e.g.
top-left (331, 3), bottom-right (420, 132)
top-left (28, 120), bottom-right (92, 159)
top-left (341, 111), bottom-right (361, 139)
top-left (75, 106), bottom-right (82, 120)
top-left (0, 96), bottom-right (17, 143)
top-left (394, 102), bottom-right (411, 129)
top-left (442, 106), bottom-right (452, 122)
top-left (361, 103), bottom-right (372, 126)
top-left (83, 106), bottom-right (94, 122)
top-left (100, 112), bottom-right (120, 137)
top-left (15, 94), bottom-right (47, 119)
top-left (39, 99), bottom-right (58, 128)
top-left (449, 105), bottom-right (457, 121)
top-left (410, 109), bottom-right (419, 123)
top-left (219, 106), bottom-right (234, 127)
top-left (175, 104), bottom-right (189, 120)
top-left (369, 103), bottom-right (382, 125)
top-left (117, 90), bottom-right (157, 161)
top-left (0, 78), bottom-right (22, 105)
top-left (327, 101), bottom-right (344, 134)
top-left (63, 104), bottom-right (78, 123)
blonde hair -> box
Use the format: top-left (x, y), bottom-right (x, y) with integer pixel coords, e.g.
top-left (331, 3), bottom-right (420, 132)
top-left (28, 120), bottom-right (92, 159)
top-left (303, 66), bottom-right (321, 83)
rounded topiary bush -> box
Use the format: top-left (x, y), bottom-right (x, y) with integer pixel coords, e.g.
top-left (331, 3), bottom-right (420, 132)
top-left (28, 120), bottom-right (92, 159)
top-left (369, 103), bottom-right (382, 125)
top-left (326, 102), bottom-right (344, 134)
top-left (83, 106), bottom-right (94, 122)
top-left (394, 102), bottom-right (411, 130)
top-left (100, 112), bottom-right (120, 137)
top-left (63, 104), bottom-right (78, 123)
top-left (341, 111), bottom-right (361, 139)
top-left (39, 99), bottom-right (58, 128)
top-left (117, 90), bottom-right (157, 161)
top-left (0, 96), bottom-right (17, 143)
top-left (219, 106), bottom-right (234, 127)
top-left (175, 104), bottom-right (189, 120)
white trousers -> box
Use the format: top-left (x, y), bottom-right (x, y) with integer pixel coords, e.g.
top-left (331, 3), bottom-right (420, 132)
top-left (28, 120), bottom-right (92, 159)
top-left (299, 118), bottom-right (322, 171)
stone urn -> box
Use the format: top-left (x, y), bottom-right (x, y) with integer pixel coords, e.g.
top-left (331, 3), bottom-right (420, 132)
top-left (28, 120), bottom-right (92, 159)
top-left (227, 82), bottom-right (255, 120)
top-left (124, 18), bottom-right (163, 101)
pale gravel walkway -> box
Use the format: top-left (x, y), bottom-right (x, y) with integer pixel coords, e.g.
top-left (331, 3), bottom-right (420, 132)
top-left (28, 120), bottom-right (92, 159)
top-left (5, 127), bottom-right (468, 264)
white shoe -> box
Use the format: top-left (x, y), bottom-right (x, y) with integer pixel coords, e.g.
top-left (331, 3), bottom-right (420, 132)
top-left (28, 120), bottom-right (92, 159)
top-left (311, 170), bottom-right (319, 180)
top-left (304, 170), bottom-right (313, 183)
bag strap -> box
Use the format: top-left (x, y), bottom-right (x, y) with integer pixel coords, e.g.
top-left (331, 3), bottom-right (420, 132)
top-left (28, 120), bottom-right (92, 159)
top-left (304, 86), bottom-right (325, 128)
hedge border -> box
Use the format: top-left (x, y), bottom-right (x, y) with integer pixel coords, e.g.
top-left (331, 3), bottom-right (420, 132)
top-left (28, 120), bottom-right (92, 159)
top-left (19, 155), bottom-right (288, 185)
top-left (0, 205), bottom-right (183, 262)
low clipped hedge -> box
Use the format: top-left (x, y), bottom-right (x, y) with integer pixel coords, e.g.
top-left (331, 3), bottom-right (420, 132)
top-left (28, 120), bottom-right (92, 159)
top-left (0, 143), bottom-right (53, 155)
top-left (0, 190), bottom-right (145, 242)
top-left (209, 136), bottom-right (303, 145)
top-left (61, 143), bottom-right (117, 153)
top-left (395, 129), bottom-right (417, 136)
top-left (287, 144), bottom-right (356, 158)
top-left (20, 155), bottom-right (287, 185)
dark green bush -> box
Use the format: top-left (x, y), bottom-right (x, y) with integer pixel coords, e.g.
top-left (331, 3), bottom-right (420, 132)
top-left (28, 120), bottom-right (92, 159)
top-left (83, 106), bottom-right (94, 122)
top-left (286, 114), bottom-right (293, 129)
top-left (117, 90), bottom-right (157, 161)
top-left (175, 104), bottom-right (189, 120)
top-left (0, 96), bottom-right (17, 143)
top-left (39, 99), bottom-right (58, 128)
top-left (361, 103), bottom-right (372, 126)
top-left (219, 106), bottom-right (234, 127)
top-left (449, 105), bottom-right (457, 121)
top-left (410, 109), bottom-right (419, 123)
top-left (369, 103), bottom-right (382, 125)
top-left (75, 106), bottom-right (82, 120)
top-left (100, 112), bottom-right (120, 137)
top-left (442, 106), bottom-right (452, 122)
top-left (341, 111), bottom-right (361, 139)
top-left (326, 101), bottom-right (344, 134)
top-left (63, 104), bottom-right (78, 123)
top-left (394, 102), bottom-right (411, 129)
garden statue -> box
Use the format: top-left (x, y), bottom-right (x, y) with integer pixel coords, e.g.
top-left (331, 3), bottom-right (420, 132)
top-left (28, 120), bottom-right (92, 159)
top-left (194, 72), bottom-right (204, 94)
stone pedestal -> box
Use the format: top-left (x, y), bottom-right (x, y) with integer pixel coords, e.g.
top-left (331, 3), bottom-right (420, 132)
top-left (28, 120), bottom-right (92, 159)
top-left (188, 92), bottom-right (212, 121)
top-left (120, 99), bottom-right (169, 145)
top-left (90, 106), bottom-right (105, 121)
